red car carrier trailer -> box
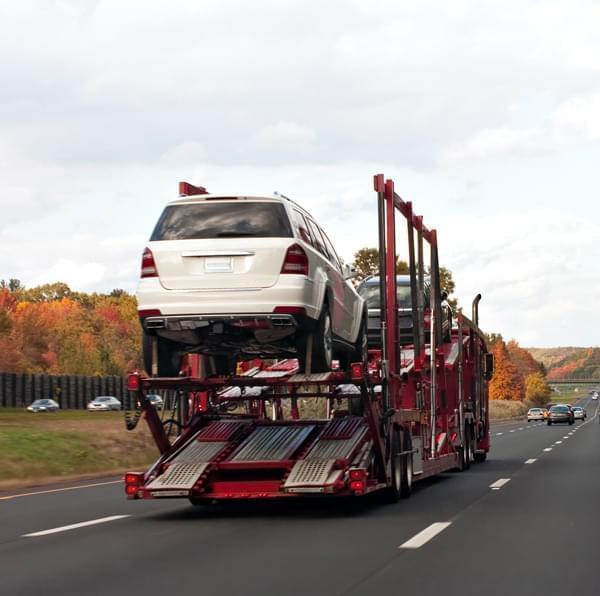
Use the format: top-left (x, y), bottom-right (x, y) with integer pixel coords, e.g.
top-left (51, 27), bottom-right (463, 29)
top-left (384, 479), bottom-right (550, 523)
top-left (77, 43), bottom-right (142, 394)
top-left (124, 174), bottom-right (493, 504)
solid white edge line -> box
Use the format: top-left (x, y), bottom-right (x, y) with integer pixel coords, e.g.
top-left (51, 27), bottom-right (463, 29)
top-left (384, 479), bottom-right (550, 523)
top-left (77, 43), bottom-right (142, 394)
top-left (489, 478), bottom-right (511, 489)
top-left (524, 459), bottom-right (537, 464)
top-left (399, 522), bottom-right (452, 549)
top-left (0, 480), bottom-right (123, 501)
top-left (23, 515), bottom-right (130, 537)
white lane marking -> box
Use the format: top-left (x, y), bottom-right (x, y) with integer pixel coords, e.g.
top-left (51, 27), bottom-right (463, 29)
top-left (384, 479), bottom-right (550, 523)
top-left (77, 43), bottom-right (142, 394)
top-left (23, 515), bottom-right (130, 537)
top-left (0, 480), bottom-right (122, 501)
top-left (518, 427), bottom-right (524, 430)
top-left (509, 430), bottom-right (515, 433)
top-left (524, 459), bottom-right (537, 464)
top-left (490, 478), bottom-right (511, 490)
top-left (544, 448), bottom-right (553, 452)
top-left (496, 432), bottom-right (503, 436)
top-left (399, 522), bottom-right (452, 549)
top-left (563, 436), bottom-right (569, 439)
top-left (555, 441), bottom-right (562, 445)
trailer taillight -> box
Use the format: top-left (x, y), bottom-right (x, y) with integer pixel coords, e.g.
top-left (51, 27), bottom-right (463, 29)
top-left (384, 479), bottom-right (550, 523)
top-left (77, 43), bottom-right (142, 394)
top-left (348, 468), bottom-right (367, 494)
top-left (125, 473), bottom-right (144, 485)
top-left (281, 244), bottom-right (309, 275)
top-left (141, 247), bottom-right (158, 278)
top-left (350, 362), bottom-right (364, 380)
top-left (127, 373), bottom-right (141, 391)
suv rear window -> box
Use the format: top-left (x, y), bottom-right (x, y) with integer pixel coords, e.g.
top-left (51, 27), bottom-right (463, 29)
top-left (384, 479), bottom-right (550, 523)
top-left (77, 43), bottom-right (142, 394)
top-left (151, 202), bottom-right (293, 241)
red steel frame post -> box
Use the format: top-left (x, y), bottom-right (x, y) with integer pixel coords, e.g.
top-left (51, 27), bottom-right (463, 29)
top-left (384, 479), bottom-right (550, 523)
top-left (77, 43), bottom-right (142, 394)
top-left (384, 179), bottom-right (399, 379)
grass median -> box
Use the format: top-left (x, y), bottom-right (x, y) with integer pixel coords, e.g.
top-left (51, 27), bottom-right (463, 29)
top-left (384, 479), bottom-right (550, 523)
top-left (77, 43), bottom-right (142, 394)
top-left (0, 409), bottom-right (158, 490)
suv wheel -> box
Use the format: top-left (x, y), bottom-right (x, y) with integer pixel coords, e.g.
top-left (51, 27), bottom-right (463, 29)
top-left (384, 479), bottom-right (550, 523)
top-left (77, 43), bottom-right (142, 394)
top-left (142, 332), bottom-right (182, 377)
top-left (312, 304), bottom-right (333, 372)
top-left (211, 355), bottom-right (236, 376)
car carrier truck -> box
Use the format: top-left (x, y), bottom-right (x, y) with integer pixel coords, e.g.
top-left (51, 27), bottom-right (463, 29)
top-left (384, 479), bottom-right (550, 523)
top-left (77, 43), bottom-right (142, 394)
top-left (124, 174), bottom-right (493, 504)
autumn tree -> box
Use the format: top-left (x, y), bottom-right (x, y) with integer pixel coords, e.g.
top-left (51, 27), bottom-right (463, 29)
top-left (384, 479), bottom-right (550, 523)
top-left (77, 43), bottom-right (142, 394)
top-left (489, 340), bottom-right (525, 401)
top-left (352, 247), bottom-right (409, 281)
top-left (506, 340), bottom-right (543, 379)
top-left (525, 372), bottom-right (552, 406)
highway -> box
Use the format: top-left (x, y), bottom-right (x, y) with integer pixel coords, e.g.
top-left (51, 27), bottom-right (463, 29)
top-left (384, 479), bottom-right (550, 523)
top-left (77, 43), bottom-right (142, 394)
top-left (1, 396), bottom-right (598, 596)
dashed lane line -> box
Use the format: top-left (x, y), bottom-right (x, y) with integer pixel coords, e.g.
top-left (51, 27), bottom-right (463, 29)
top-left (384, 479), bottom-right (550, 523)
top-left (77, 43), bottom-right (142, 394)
top-left (543, 448), bottom-right (553, 452)
top-left (490, 478), bottom-right (511, 490)
top-left (23, 515), bottom-right (131, 538)
top-left (524, 459), bottom-right (537, 464)
top-left (399, 522), bottom-right (452, 549)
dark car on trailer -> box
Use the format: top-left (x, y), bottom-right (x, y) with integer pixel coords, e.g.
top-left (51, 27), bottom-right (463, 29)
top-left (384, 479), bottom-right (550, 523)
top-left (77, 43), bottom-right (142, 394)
top-left (356, 275), bottom-right (453, 348)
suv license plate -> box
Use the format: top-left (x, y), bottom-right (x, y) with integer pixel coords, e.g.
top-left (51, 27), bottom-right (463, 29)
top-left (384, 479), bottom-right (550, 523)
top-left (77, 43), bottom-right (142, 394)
top-left (205, 257), bottom-right (232, 273)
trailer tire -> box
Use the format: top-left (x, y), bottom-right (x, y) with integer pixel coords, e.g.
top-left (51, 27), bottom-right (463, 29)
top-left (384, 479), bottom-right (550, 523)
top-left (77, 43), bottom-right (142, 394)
top-left (463, 426), bottom-right (473, 470)
top-left (382, 430), bottom-right (402, 503)
top-left (399, 432), bottom-right (413, 499)
top-left (142, 332), bottom-right (182, 377)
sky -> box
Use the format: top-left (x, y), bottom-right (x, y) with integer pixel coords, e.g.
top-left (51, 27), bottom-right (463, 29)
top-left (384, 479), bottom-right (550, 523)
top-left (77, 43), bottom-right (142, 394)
top-left (1, 0), bottom-right (599, 347)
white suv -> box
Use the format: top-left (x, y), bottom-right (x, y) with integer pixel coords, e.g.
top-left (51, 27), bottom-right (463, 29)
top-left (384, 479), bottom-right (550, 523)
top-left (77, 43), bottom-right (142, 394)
top-left (137, 190), bottom-right (367, 375)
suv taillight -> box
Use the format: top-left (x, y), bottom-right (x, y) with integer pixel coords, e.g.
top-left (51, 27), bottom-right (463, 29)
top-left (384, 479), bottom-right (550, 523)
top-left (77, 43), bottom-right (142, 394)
top-left (281, 244), bottom-right (309, 275)
top-left (141, 247), bottom-right (158, 278)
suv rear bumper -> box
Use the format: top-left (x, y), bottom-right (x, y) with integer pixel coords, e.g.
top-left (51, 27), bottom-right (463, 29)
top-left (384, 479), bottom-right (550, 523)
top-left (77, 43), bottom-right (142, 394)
top-left (137, 277), bottom-right (320, 320)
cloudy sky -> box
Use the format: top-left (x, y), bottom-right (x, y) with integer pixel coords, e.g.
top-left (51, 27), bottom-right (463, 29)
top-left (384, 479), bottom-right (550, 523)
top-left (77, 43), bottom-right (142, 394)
top-left (1, 0), bottom-right (599, 347)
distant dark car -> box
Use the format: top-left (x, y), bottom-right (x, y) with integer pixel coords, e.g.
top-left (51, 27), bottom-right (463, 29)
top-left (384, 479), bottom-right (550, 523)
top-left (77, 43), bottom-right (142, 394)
top-left (547, 404), bottom-right (574, 425)
top-left (571, 406), bottom-right (586, 420)
top-left (356, 275), bottom-right (452, 348)
top-left (27, 399), bottom-right (60, 413)
top-left (146, 394), bottom-right (164, 409)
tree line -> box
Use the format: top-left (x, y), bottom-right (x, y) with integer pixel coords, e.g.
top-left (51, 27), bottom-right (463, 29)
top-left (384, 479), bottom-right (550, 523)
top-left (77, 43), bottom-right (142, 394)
top-left (0, 280), bottom-right (141, 376)
top-left (488, 336), bottom-right (551, 406)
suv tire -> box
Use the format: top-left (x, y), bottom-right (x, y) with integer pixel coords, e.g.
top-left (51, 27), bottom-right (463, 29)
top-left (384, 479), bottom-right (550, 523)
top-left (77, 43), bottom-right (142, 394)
top-left (142, 332), bottom-right (182, 377)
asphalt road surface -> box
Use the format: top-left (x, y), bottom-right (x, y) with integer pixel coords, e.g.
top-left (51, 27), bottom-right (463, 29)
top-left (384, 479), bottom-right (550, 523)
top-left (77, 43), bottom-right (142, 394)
top-left (2, 396), bottom-right (599, 596)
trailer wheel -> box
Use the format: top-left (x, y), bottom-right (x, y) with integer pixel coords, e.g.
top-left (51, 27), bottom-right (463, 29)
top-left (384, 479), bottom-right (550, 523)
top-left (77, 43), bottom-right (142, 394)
top-left (463, 426), bottom-right (472, 470)
top-left (382, 430), bottom-right (402, 503)
top-left (399, 431), bottom-right (413, 499)
top-left (142, 332), bottom-right (182, 377)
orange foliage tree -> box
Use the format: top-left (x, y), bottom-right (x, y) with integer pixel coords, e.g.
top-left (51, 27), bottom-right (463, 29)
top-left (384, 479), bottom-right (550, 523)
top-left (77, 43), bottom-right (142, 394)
top-left (0, 281), bottom-right (141, 375)
top-left (489, 341), bottom-right (525, 401)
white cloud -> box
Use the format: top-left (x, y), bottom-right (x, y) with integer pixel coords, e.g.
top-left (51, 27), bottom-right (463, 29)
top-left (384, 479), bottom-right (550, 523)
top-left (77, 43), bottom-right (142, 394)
top-left (255, 122), bottom-right (317, 153)
top-left (1, 0), bottom-right (600, 346)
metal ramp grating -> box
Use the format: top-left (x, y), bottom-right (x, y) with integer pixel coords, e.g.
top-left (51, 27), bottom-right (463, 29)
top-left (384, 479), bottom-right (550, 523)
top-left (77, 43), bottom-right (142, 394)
top-left (197, 420), bottom-right (247, 442)
top-left (146, 462), bottom-right (210, 490)
top-left (229, 425), bottom-right (315, 462)
top-left (283, 458), bottom-right (337, 488)
top-left (171, 440), bottom-right (228, 464)
top-left (306, 432), bottom-right (366, 460)
top-left (320, 417), bottom-right (365, 440)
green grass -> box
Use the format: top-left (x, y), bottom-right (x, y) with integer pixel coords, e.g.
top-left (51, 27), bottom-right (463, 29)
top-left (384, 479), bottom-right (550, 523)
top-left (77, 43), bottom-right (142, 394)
top-left (0, 409), bottom-right (157, 488)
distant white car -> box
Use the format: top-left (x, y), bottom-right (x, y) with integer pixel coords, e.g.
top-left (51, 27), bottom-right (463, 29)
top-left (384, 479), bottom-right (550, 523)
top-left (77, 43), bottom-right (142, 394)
top-left (592, 392), bottom-right (598, 400)
top-left (527, 407), bottom-right (544, 422)
top-left (87, 396), bottom-right (122, 411)
top-left (137, 191), bottom-right (367, 376)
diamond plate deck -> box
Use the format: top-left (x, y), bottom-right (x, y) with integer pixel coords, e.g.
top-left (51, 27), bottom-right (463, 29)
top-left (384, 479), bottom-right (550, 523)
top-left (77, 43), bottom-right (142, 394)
top-left (171, 440), bottom-right (228, 464)
top-left (146, 462), bottom-right (211, 490)
top-left (283, 458), bottom-right (337, 488)
top-left (229, 425), bottom-right (315, 462)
